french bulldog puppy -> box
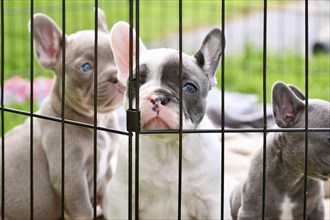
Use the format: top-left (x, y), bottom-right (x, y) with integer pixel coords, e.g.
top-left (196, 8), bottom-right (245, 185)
top-left (230, 81), bottom-right (330, 220)
top-left (104, 21), bottom-right (231, 219)
top-left (0, 9), bottom-right (124, 219)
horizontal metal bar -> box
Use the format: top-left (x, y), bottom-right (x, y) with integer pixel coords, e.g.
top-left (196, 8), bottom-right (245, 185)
top-left (139, 127), bottom-right (330, 135)
top-left (1, 107), bottom-right (129, 136)
top-left (3, 107), bottom-right (328, 135)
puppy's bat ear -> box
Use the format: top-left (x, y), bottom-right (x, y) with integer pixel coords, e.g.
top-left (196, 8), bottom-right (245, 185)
top-left (288, 84), bottom-right (305, 100)
top-left (110, 21), bottom-right (147, 85)
top-left (194, 28), bottom-right (225, 87)
top-left (95, 7), bottom-right (108, 33)
top-left (272, 81), bottom-right (305, 128)
top-left (29, 13), bottom-right (63, 70)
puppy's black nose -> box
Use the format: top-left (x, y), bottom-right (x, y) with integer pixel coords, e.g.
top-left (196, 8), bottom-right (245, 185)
top-left (151, 95), bottom-right (170, 105)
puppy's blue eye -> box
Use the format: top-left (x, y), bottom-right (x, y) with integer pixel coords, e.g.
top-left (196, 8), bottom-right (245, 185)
top-left (80, 63), bottom-right (93, 72)
top-left (326, 138), bottom-right (330, 144)
top-left (183, 83), bottom-right (197, 93)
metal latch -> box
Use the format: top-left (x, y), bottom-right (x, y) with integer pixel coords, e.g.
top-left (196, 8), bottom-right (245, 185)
top-left (126, 109), bottom-right (141, 132)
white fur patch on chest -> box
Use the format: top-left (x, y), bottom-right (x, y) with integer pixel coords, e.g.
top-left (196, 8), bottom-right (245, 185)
top-left (96, 119), bottom-right (114, 188)
top-left (97, 131), bottom-right (111, 170)
top-left (280, 195), bottom-right (295, 220)
top-left (136, 122), bottom-right (223, 218)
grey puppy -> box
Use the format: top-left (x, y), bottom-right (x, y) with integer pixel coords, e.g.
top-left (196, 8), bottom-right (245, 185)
top-left (230, 81), bottom-right (330, 220)
top-left (0, 9), bottom-right (124, 219)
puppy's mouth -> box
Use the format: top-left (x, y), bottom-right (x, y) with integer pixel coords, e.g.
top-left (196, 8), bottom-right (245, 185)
top-left (308, 172), bottom-right (330, 181)
top-left (143, 117), bottom-right (171, 130)
top-left (140, 102), bottom-right (179, 130)
top-left (139, 92), bottom-right (181, 130)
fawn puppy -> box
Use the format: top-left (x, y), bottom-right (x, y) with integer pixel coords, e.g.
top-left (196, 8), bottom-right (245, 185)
top-left (0, 9), bottom-right (124, 219)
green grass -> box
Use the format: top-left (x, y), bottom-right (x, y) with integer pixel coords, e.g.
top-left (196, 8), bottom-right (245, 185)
top-left (1, 0), bottom-right (329, 134)
top-left (2, 0), bottom-right (279, 79)
top-left (222, 46), bottom-right (330, 102)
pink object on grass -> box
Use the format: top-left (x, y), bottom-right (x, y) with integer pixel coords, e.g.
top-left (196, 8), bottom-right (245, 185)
top-left (2, 76), bottom-right (53, 105)
top-left (33, 77), bottom-right (53, 103)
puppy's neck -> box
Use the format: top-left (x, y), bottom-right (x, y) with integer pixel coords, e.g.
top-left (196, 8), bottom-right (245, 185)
top-left (46, 79), bottom-right (96, 124)
top-left (141, 133), bottom-right (205, 165)
top-left (140, 121), bottom-right (214, 164)
top-left (267, 132), bottom-right (310, 189)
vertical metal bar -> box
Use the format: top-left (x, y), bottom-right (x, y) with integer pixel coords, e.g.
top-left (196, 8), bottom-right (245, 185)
top-left (261, 0), bottom-right (267, 219)
top-left (178, 0), bottom-right (183, 219)
top-left (134, 0), bottom-right (140, 219)
top-left (93, 1), bottom-right (98, 219)
top-left (220, 0), bottom-right (225, 218)
top-left (29, 0), bottom-right (34, 218)
top-left (0, 0), bottom-right (4, 218)
top-left (135, 0), bottom-right (140, 106)
top-left (128, 0), bottom-right (134, 218)
top-left (303, 0), bottom-right (309, 219)
top-left (61, 0), bottom-right (66, 219)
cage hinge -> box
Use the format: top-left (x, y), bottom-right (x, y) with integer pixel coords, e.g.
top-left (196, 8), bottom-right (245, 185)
top-left (126, 109), bottom-right (141, 132)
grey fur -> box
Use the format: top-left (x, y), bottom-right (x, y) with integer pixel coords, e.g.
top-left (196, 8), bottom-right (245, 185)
top-left (158, 56), bottom-right (210, 127)
top-left (230, 81), bottom-right (330, 220)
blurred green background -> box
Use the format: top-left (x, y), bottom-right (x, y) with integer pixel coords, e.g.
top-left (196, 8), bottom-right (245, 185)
top-left (1, 0), bottom-right (329, 134)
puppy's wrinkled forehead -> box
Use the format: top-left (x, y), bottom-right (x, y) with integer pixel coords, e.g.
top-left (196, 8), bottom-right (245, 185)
top-left (139, 48), bottom-right (209, 92)
top-left (309, 99), bottom-right (330, 128)
top-left (66, 31), bottom-right (112, 59)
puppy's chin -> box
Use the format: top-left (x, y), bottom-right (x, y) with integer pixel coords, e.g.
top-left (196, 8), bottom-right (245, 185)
top-left (142, 118), bottom-right (172, 130)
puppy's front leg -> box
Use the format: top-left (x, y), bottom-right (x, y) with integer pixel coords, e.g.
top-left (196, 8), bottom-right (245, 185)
top-left (64, 169), bottom-right (93, 219)
top-left (48, 158), bottom-right (93, 219)
top-left (44, 139), bottom-right (93, 219)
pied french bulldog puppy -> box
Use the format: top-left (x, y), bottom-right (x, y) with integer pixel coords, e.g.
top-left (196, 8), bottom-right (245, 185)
top-left (230, 81), bottom-right (330, 220)
top-left (0, 9), bottom-right (124, 219)
top-left (104, 21), bottom-right (231, 219)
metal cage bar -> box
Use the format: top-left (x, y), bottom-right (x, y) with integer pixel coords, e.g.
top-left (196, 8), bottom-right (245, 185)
top-left (262, 0), bottom-right (268, 219)
top-left (139, 127), bottom-right (330, 135)
top-left (60, 0), bottom-right (66, 218)
top-left (0, 1), bottom-right (329, 220)
top-left (303, 0), bottom-right (309, 219)
top-left (128, 0), bottom-right (134, 218)
top-left (134, 0), bottom-right (141, 219)
top-left (1, 0), bottom-right (4, 218)
top-left (220, 0), bottom-right (226, 218)
top-left (178, 0), bottom-right (183, 218)
top-left (0, 107), bottom-right (128, 135)
top-left (93, 0), bottom-right (99, 218)
top-left (29, 0), bottom-right (34, 218)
